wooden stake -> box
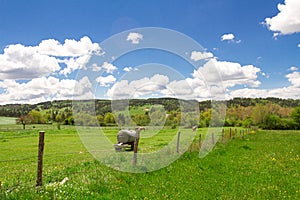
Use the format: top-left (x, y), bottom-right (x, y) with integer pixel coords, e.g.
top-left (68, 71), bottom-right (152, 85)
top-left (36, 131), bottom-right (45, 187)
top-left (132, 132), bottom-right (140, 166)
top-left (176, 132), bottom-right (181, 153)
top-left (222, 129), bottom-right (225, 142)
top-left (198, 134), bottom-right (202, 150)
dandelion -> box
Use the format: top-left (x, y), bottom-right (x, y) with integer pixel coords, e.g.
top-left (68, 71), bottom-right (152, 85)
top-left (271, 157), bottom-right (276, 161)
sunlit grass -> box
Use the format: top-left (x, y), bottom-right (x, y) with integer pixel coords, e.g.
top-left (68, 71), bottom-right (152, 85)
top-left (0, 125), bottom-right (299, 199)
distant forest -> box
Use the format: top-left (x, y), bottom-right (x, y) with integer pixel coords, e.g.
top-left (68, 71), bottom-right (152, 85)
top-left (1, 97), bottom-right (300, 130)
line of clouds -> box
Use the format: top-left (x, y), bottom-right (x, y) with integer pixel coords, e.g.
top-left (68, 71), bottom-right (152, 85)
top-left (0, 76), bottom-right (93, 104)
top-left (106, 50), bottom-right (263, 101)
top-left (0, 36), bottom-right (102, 80)
top-left (0, 25), bottom-right (299, 104)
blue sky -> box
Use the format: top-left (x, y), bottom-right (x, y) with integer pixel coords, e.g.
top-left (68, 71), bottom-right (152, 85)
top-left (0, 0), bottom-right (300, 104)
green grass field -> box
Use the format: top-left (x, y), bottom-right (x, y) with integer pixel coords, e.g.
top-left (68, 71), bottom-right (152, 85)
top-left (0, 123), bottom-right (299, 199)
top-left (0, 117), bottom-right (16, 125)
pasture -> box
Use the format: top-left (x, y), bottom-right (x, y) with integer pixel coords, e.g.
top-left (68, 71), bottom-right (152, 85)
top-left (0, 117), bottom-right (16, 125)
top-left (0, 123), bottom-right (299, 199)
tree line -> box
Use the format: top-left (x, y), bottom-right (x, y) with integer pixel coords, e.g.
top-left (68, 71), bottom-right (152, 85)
top-left (2, 97), bottom-right (300, 130)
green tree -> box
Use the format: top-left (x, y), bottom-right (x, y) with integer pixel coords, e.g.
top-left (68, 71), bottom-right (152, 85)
top-left (252, 104), bottom-right (267, 126)
top-left (97, 115), bottom-right (104, 125)
top-left (29, 110), bottom-right (44, 124)
top-left (104, 112), bottom-right (115, 125)
top-left (16, 115), bottom-right (34, 129)
top-left (291, 106), bottom-right (300, 129)
top-left (199, 109), bottom-right (211, 128)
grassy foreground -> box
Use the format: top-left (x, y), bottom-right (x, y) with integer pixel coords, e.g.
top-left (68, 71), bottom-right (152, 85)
top-left (0, 125), bottom-right (299, 199)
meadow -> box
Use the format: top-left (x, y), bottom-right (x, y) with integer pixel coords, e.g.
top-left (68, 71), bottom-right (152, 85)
top-left (0, 122), bottom-right (299, 199)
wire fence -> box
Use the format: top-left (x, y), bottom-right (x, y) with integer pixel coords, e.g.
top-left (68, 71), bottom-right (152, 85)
top-left (0, 127), bottom-right (255, 194)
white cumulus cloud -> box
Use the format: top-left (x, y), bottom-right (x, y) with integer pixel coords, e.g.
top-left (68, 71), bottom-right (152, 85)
top-left (106, 74), bottom-right (169, 99)
top-left (126, 32), bottom-right (143, 44)
top-left (193, 58), bottom-right (261, 88)
top-left (38, 36), bottom-right (102, 57)
top-left (221, 33), bottom-right (241, 43)
top-left (229, 71), bottom-right (300, 99)
top-left (102, 62), bottom-right (118, 74)
top-left (0, 44), bottom-right (60, 80)
top-left (0, 36), bottom-right (102, 79)
top-left (286, 71), bottom-right (300, 86)
top-left (96, 75), bottom-right (116, 87)
top-left (264, 0), bottom-right (300, 35)
top-left (123, 66), bottom-right (138, 72)
top-left (91, 62), bottom-right (117, 74)
top-left (288, 66), bottom-right (298, 71)
top-left (0, 76), bottom-right (93, 104)
top-left (221, 33), bottom-right (235, 41)
top-left (190, 51), bottom-right (214, 61)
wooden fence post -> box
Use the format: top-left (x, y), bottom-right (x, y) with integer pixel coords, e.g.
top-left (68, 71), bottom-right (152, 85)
top-left (132, 132), bottom-right (140, 166)
top-left (212, 133), bottom-right (215, 144)
top-left (36, 131), bottom-right (45, 187)
top-left (176, 132), bottom-right (181, 153)
top-left (198, 134), bottom-right (202, 150)
top-left (229, 128), bottom-right (232, 139)
top-left (222, 129), bottom-right (225, 142)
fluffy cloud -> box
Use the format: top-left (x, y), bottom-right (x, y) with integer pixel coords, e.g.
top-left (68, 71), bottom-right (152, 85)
top-left (221, 33), bottom-right (241, 43)
top-left (123, 66), bottom-right (138, 72)
top-left (286, 71), bottom-right (300, 86)
top-left (161, 79), bottom-right (195, 99)
top-left (288, 66), bottom-right (298, 71)
top-left (221, 33), bottom-right (235, 41)
top-left (92, 62), bottom-right (118, 74)
top-left (126, 32), bottom-right (143, 44)
top-left (60, 54), bottom-right (92, 76)
top-left (38, 36), bottom-right (101, 57)
top-left (229, 88), bottom-right (268, 99)
top-left (107, 74), bottom-right (169, 99)
top-left (264, 0), bottom-right (300, 35)
top-left (101, 62), bottom-right (118, 74)
top-left (190, 51), bottom-right (214, 61)
top-left (229, 86), bottom-right (300, 100)
top-left (96, 75), bottom-right (116, 87)
top-left (0, 36), bottom-right (102, 79)
top-left (106, 58), bottom-right (262, 100)
top-left (229, 71), bottom-right (300, 99)
top-left (193, 58), bottom-right (261, 88)
top-left (0, 76), bottom-right (93, 104)
top-left (0, 44), bottom-right (60, 79)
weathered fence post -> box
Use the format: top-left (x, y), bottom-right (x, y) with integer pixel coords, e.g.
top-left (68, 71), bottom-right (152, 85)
top-left (222, 129), bottom-right (225, 142)
top-left (176, 131), bottom-right (181, 153)
top-left (198, 134), bottom-right (202, 149)
top-left (36, 131), bottom-right (45, 187)
top-left (229, 128), bottom-right (232, 139)
top-left (212, 133), bottom-right (215, 144)
top-left (132, 132), bottom-right (140, 166)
